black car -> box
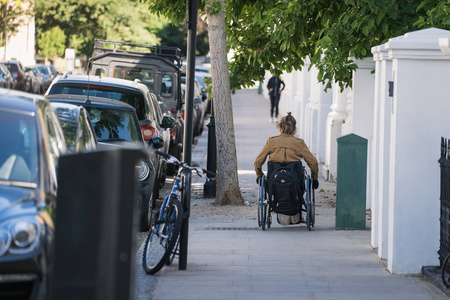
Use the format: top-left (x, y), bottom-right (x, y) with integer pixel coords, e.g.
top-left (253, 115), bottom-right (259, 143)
top-left (0, 60), bottom-right (27, 91)
top-left (50, 102), bottom-right (98, 153)
top-left (89, 39), bottom-right (185, 165)
top-left (0, 89), bottom-right (67, 299)
top-left (181, 75), bottom-right (207, 137)
top-left (46, 94), bottom-right (159, 231)
top-left (45, 74), bottom-right (175, 197)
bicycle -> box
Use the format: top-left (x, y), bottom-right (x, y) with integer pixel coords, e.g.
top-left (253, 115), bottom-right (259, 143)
top-left (142, 150), bottom-right (215, 275)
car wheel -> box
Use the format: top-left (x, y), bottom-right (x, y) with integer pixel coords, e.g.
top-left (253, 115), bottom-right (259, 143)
top-left (152, 175), bottom-right (160, 201)
top-left (159, 162), bottom-right (167, 190)
top-left (140, 192), bottom-right (153, 232)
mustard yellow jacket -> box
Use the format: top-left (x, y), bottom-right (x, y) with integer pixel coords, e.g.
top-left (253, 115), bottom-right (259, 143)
top-left (254, 133), bottom-right (319, 180)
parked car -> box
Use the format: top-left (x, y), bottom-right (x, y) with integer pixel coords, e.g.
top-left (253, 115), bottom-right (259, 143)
top-left (45, 74), bottom-right (175, 197)
top-left (0, 63), bottom-right (14, 89)
top-left (195, 71), bottom-right (212, 114)
top-left (26, 66), bottom-right (45, 94)
top-left (0, 88), bottom-right (67, 299)
top-left (50, 102), bottom-right (98, 153)
top-left (46, 94), bottom-right (160, 231)
top-left (181, 75), bottom-right (207, 137)
top-left (48, 64), bottom-right (58, 78)
top-left (0, 60), bottom-right (27, 91)
top-left (89, 39), bottom-right (185, 164)
top-left (31, 65), bottom-right (53, 92)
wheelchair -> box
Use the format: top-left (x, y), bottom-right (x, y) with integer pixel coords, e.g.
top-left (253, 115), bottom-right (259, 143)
top-left (257, 161), bottom-right (315, 231)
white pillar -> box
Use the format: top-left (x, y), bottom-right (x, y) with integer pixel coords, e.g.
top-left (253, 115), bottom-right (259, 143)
top-left (371, 45), bottom-right (393, 259)
top-left (323, 83), bottom-right (348, 181)
top-left (316, 84), bottom-right (333, 164)
top-left (378, 49), bottom-right (393, 260)
top-left (385, 28), bottom-right (450, 274)
top-left (341, 89), bottom-right (353, 136)
top-left (297, 59), bottom-right (311, 140)
top-left (305, 66), bottom-right (319, 149)
top-left (371, 47), bottom-right (383, 250)
top-left (352, 58), bottom-right (376, 209)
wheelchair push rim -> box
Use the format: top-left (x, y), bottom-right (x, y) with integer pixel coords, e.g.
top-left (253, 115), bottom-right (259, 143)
top-left (257, 176), bottom-right (268, 230)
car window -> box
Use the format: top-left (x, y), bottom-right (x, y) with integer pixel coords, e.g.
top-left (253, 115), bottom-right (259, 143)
top-left (6, 64), bottom-right (19, 73)
top-left (0, 108), bottom-right (38, 183)
top-left (148, 92), bottom-right (161, 124)
top-left (44, 106), bottom-right (65, 192)
top-left (113, 66), bottom-right (155, 92)
top-left (53, 106), bottom-right (78, 152)
top-left (38, 65), bottom-right (50, 75)
top-left (48, 83), bottom-right (147, 120)
top-left (161, 74), bottom-right (173, 97)
top-left (95, 68), bottom-right (106, 76)
top-left (86, 107), bottom-right (141, 142)
top-left (78, 108), bottom-right (97, 152)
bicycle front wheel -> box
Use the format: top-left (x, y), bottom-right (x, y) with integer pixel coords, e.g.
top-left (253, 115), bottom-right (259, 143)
top-left (142, 197), bottom-right (183, 275)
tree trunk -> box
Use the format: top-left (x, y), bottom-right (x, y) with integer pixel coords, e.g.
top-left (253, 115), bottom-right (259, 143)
top-left (206, 0), bottom-right (243, 205)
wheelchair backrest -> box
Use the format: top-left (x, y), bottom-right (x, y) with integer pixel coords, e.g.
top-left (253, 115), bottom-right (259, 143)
top-left (267, 161), bottom-right (304, 216)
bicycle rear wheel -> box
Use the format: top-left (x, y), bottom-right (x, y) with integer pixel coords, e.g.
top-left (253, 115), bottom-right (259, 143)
top-left (166, 236), bottom-right (179, 266)
top-left (142, 197), bottom-right (183, 274)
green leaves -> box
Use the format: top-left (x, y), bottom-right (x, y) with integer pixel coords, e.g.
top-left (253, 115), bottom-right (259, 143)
top-left (414, 0), bottom-right (450, 30)
top-left (142, 0), bottom-right (442, 92)
top-left (37, 26), bottom-right (66, 58)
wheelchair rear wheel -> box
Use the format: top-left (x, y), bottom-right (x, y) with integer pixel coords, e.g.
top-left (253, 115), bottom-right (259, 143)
top-left (258, 176), bottom-right (268, 230)
top-left (310, 187), bottom-right (315, 227)
top-left (306, 176), bottom-right (311, 231)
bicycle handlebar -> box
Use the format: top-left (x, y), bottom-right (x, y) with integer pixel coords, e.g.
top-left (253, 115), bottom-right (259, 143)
top-left (155, 150), bottom-right (216, 179)
top-left (155, 150), bottom-right (171, 159)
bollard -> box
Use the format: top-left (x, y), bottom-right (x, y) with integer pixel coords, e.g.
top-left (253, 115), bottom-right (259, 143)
top-left (258, 81), bottom-right (263, 94)
top-left (336, 134), bottom-right (368, 230)
top-left (204, 98), bottom-right (216, 198)
top-left (50, 148), bottom-right (146, 300)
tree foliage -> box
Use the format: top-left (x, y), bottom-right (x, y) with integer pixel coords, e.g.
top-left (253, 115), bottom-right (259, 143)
top-left (227, 0), bottom-right (428, 91)
top-left (156, 18), bottom-right (209, 57)
top-left (141, 0), bottom-right (450, 90)
top-left (415, 0), bottom-right (450, 30)
top-left (35, 0), bottom-right (166, 58)
top-left (0, 0), bottom-right (33, 47)
top-left (37, 26), bottom-right (66, 59)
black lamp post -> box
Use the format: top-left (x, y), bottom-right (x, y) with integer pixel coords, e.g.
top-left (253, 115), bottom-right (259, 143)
top-left (204, 98), bottom-right (216, 197)
top-left (178, 0), bottom-right (197, 271)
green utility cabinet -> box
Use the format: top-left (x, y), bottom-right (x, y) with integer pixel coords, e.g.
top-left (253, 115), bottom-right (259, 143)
top-left (336, 134), bottom-right (367, 230)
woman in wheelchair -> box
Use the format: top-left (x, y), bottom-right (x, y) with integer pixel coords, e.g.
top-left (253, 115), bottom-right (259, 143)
top-left (254, 112), bottom-right (319, 225)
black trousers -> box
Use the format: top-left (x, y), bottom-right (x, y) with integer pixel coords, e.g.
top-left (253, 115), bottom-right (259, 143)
top-left (270, 95), bottom-right (280, 118)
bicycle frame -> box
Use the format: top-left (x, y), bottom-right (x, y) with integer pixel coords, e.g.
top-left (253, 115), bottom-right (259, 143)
top-left (154, 167), bottom-right (186, 232)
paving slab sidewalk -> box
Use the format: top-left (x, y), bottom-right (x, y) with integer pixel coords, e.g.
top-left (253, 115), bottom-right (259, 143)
top-left (147, 88), bottom-right (447, 300)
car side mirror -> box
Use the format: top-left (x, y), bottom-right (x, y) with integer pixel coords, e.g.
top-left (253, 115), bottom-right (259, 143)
top-left (148, 136), bottom-right (165, 149)
top-left (161, 116), bottom-right (175, 129)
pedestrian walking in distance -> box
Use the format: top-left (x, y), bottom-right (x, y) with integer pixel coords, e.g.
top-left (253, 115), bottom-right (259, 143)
top-left (267, 73), bottom-right (285, 123)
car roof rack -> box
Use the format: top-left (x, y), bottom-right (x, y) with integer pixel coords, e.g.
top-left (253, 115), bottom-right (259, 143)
top-left (92, 39), bottom-right (182, 68)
